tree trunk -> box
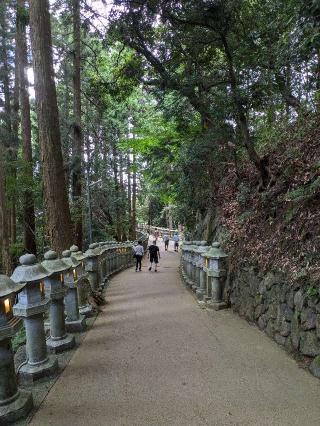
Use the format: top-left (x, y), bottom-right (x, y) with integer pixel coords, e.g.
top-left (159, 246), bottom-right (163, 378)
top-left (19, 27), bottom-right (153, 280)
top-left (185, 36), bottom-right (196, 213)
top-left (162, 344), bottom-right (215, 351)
top-left (111, 142), bottom-right (121, 240)
top-left (72, 0), bottom-right (83, 249)
top-left (0, 8), bottom-right (13, 272)
top-left (131, 153), bottom-right (137, 239)
top-left (275, 72), bottom-right (301, 112)
top-left (85, 137), bottom-right (93, 244)
top-left (0, 143), bottom-right (11, 274)
top-left (29, 0), bottom-right (73, 252)
top-left (10, 52), bottom-right (19, 248)
top-left (127, 153), bottom-right (132, 238)
top-left (221, 35), bottom-right (270, 188)
top-left (61, 60), bottom-right (71, 189)
top-left (119, 152), bottom-right (124, 189)
top-left (168, 209), bottom-right (173, 230)
top-left (317, 50), bottom-right (320, 111)
top-left (17, 0), bottom-right (37, 255)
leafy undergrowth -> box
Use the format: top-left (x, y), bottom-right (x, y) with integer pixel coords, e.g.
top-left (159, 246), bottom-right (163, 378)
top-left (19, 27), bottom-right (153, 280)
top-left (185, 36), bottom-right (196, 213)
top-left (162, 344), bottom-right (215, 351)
top-left (218, 113), bottom-right (320, 284)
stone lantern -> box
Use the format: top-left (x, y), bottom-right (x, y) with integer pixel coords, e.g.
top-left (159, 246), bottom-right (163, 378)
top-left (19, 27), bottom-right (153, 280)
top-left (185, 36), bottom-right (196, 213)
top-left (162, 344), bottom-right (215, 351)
top-left (192, 241), bottom-right (209, 295)
top-left (117, 244), bottom-right (123, 271)
top-left (0, 275), bottom-right (33, 423)
top-left (114, 243), bottom-right (121, 272)
top-left (70, 247), bottom-right (93, 318)
top-left (183, 242), bottom-right (196, 286)
top-left (109, 244), bottom-right (117, 275)
top-left (181, 241), bottom-right (192, 277)
top-left (190, 241), bottom-right (202, 287)
top-left (111, 244), bottom-right (118, 273)
top-left (61, 250), bottom-right (86, 332)
top-left (203, 242), bottom-right (228, 310)
top-left (119, 244), bottom-right (126, 270)
top-left (97, 245), bottom-right (106, 283)
top-left (84, 245), bottom-right (100, 292)
top-left (114, 244), bottom-right (120, 272)
top-left (125, 242), bottom-right (133, 268)
top-left (41, 251), bottom-right (75, 353)
top-left (70, 245), bottom-right (86, 272)
top-left (11, 254), bottom-right (58, 383)
top-left (103, 246), bottom-right (112, 278)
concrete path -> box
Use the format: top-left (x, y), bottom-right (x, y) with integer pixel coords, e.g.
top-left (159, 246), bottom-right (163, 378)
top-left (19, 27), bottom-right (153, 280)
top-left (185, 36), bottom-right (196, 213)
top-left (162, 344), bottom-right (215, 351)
top-left (30, 241), bottom-right (320, 426)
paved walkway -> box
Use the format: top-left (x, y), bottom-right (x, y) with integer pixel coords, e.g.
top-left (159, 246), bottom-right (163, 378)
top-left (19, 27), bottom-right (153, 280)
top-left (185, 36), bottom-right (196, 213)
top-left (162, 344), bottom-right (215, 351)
top-left (30, 241), bottom-right (320, 426)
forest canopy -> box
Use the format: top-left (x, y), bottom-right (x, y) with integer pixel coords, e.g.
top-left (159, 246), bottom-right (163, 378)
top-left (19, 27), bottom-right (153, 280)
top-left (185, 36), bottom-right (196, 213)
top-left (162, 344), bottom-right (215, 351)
top-left (0, 0), bottom-right (319, 277)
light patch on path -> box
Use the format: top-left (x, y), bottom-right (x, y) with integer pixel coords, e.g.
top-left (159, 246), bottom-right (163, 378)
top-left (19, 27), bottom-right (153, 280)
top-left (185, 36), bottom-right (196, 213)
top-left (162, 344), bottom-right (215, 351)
top-left (29, 241), bottom-right (320, 426)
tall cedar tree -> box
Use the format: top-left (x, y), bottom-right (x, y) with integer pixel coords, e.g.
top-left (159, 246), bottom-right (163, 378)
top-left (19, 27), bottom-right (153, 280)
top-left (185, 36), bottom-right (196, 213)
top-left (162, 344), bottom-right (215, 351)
top-left (16, 0), bottom-right (37, 254)
top-left (29, 0), bottom-right (73, 252)
top-left (72, 0), bottom-right (83, 249)
top-left (0, 4), bottom-right (12, 273)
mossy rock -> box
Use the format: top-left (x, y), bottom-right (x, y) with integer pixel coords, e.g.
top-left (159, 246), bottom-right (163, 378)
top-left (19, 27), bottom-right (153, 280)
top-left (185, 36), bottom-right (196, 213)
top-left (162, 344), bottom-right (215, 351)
top-left (300, 331), bottom-right (320, 357)
top-left (309, 355), bottom-right (320, 378)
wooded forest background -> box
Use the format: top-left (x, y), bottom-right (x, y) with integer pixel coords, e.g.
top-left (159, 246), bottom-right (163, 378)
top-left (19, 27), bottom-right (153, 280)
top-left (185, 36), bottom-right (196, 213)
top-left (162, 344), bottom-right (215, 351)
top-left (0, 0), bottom-right (319, 280)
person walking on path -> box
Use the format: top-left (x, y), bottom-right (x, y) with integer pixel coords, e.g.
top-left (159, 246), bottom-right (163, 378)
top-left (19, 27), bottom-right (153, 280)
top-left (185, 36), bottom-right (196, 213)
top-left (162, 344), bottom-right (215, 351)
top-left (133, 240), bottom-right (144, 272)
top-left (148, 240), bottom-right (160, 272)
top-left (163, 234), bottom-right (170, 251)
top-left (172, 233), bottom-right (180, 252)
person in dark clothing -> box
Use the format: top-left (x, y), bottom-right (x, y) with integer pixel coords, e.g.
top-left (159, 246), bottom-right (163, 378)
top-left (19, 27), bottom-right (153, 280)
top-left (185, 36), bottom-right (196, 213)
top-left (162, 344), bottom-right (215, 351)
top-left (133, 240), bottom-right (144, 271)
top-left (148, 240), bottom-right (160, 272)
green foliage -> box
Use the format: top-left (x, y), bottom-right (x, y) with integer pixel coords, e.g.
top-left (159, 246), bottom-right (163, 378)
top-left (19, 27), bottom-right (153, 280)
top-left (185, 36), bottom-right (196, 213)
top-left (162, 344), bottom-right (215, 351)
top-left (1, 0), bottom-right (319, 270)
top-left (307, 286), bottom-right (318, 298)
top-left (12, 325), bottom-right (26, 353)
top-left (285, 177), bottom-right (320, 202)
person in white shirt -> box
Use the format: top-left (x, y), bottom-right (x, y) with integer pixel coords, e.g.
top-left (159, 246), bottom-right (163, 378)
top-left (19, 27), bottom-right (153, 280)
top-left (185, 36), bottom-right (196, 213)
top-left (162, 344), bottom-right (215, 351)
top-left (133, 241), bottom-right (144, 271)
top-left (172, 234), bottom-right (180, 252)
top-left (163, 234), bottom-right (169, 251)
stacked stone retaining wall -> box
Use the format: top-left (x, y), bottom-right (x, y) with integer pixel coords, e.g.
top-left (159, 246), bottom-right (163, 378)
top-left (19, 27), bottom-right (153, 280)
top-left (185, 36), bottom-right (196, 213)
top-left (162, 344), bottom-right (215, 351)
top-left (226, 267), bottom-right (320, 377)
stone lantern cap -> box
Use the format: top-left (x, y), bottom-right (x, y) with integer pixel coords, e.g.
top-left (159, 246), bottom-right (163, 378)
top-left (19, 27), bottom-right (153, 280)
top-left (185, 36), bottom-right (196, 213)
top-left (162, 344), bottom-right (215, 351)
top-left (0, 274), bottom-right (26, 297)
top-left (202, 242), bottom-right (228, 259)
top-left (41, 250), bottom-right (71, 274)
top-left (70, 245), bottom-right (86, 261)
top-left (181, 240), bottom-right (192, 250)
top-left (73, 251), bottom-right (86, 261)
top-left (183, 242), bottom-right (197, 252)
top-left (11, 254), bottom-right (49, 283)
top-left (191, 241), bottom-right (203, 252)
top-left (89, 243), bottom-right (99, 249)
top-left (84, 248), bottom-right (99, 259)
top-left (62, 250), bottom-right (80, 268)
top-left (194, 242), bottom-right (209, 254)
top-left (89, 243), bottom-right (102, 255)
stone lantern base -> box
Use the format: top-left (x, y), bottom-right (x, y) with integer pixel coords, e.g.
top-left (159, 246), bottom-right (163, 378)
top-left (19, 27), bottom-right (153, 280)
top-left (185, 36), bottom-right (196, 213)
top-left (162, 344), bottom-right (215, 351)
top-left (196, 288), bottom-right (206, 300)
top-left (206, 300), bottom-right (228, 311)
top-left (18, 355), bottom-right (58, 385)
top-left (46, 334), bottom-right (75, 354)
top-left (79, 304), bottom-right (94, 318)
top-left (0, 389), bottom-right (33, 424)
top-left (180, 268), bottom-right (189, 285)
top-left (65, 315), bottom-right (86, 333)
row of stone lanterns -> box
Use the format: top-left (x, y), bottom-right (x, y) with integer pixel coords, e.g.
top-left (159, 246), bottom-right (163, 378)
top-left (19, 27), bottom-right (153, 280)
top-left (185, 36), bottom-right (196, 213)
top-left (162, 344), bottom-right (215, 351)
top-left (0, 239), bottom-right (136, 424)
top-left (181, 240), bottom-right (228, 310)
top-left (0, 275), bottom-right (33, 423)
top-left (84, 241), bottom-right (135, 291)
